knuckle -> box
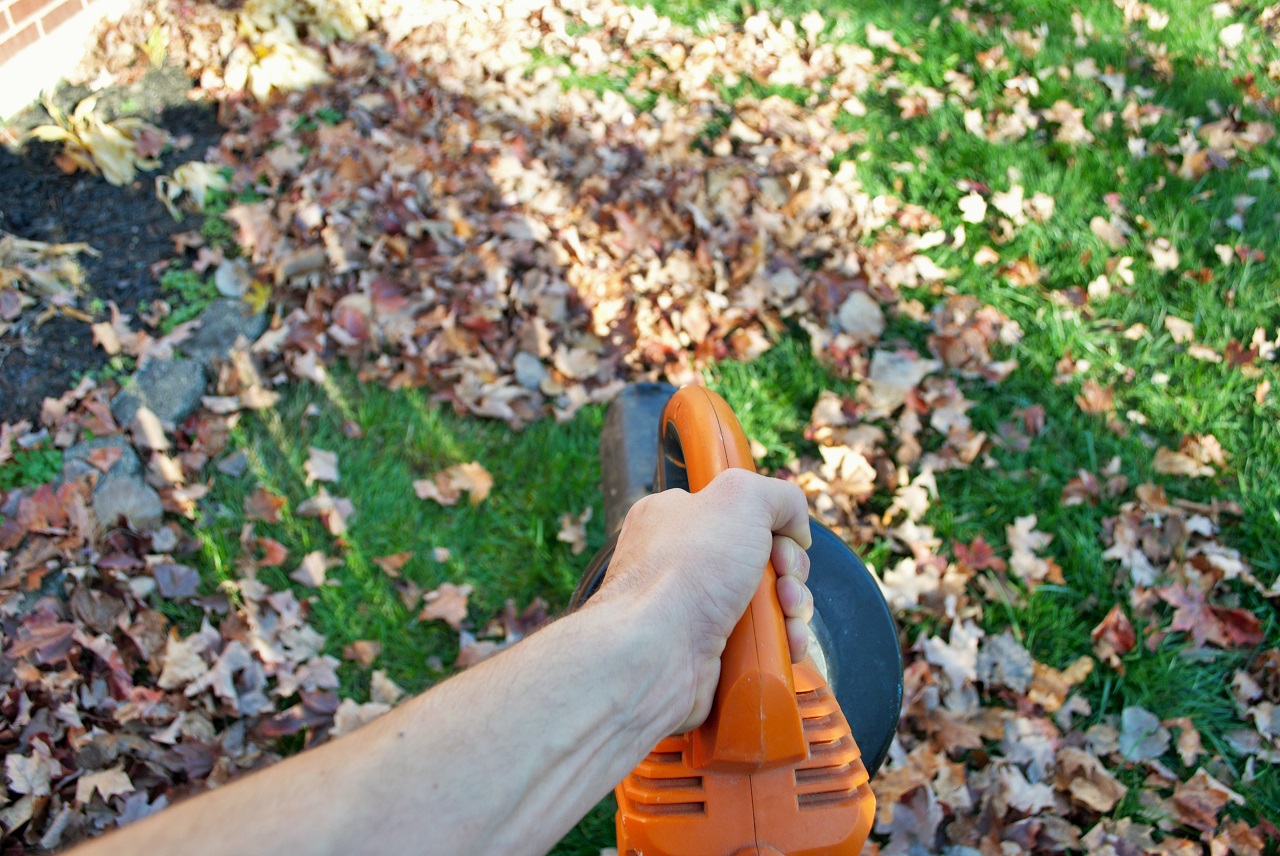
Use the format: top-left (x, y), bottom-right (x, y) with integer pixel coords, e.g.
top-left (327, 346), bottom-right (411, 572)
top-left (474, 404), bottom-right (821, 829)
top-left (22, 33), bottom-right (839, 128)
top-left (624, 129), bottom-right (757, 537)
top-left (712, 467), bottom-right (755, 493)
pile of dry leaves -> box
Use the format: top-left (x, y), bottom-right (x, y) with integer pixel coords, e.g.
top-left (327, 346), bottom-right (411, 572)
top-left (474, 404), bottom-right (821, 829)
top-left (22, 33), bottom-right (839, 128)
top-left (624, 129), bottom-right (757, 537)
top-left (1, 0), bottom-right (1275, 851)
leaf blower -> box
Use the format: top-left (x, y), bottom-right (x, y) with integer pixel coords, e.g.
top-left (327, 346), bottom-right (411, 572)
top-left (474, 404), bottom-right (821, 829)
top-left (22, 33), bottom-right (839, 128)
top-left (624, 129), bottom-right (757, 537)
top-left (572, 384), bottom-right (903, 856)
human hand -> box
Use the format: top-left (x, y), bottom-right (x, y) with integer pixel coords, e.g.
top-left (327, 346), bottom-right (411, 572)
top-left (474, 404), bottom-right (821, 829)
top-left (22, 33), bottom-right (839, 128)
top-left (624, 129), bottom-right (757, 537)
top-left (594, 469), bottom-right (813, 734)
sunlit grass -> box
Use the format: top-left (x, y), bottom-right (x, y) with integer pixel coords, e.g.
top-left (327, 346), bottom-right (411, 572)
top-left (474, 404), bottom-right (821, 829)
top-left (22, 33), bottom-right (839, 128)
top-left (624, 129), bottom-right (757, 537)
top-left (169, 0), bottom-right (1280, 845)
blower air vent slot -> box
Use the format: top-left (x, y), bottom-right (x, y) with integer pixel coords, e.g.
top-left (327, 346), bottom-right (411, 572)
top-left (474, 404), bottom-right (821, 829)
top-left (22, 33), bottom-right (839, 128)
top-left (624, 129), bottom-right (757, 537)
top-left (807, 737), bottom-right (845, 755)
top-left (794, 760), bottom-right (861, 785)
top-left (796, 787), bottom-right (862, 810)
top-left (630, 801), bottom-right (707, 817)
top-left (801, 711), bottom-right (842, 730)
top-left (647, 751), bottom-right (684, 764)
top-left (632, 775), bottom-right (704, 790)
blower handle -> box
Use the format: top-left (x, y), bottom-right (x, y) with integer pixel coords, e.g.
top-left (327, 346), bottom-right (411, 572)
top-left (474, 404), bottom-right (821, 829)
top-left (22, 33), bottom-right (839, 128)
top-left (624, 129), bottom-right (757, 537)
top-left (660, 387), bottom-right (807, 770)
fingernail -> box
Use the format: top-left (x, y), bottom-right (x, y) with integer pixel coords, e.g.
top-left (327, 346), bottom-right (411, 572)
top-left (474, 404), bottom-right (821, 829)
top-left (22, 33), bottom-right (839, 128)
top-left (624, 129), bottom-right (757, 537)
top-left (785, 539), bottom-right (802, 576)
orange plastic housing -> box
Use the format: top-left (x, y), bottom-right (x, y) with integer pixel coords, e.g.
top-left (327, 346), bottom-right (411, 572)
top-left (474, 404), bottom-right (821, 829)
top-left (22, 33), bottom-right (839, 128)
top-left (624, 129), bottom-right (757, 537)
top-left (614, 387), bottom-right (875, 856)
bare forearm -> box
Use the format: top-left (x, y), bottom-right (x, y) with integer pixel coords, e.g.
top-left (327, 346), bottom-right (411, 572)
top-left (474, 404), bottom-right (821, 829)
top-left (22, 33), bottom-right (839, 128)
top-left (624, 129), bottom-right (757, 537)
top-left (72, 598), bottom-right (682, 856)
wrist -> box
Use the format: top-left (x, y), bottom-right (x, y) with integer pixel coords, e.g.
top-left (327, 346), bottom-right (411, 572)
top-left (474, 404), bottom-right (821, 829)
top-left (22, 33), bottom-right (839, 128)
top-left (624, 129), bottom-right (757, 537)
top-left (578, 594), bottom-right (693, 741)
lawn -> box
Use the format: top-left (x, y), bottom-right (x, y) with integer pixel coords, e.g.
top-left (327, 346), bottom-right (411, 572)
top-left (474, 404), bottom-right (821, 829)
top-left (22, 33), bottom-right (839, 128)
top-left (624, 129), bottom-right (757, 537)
top-left (1, 0), bottom-right (1278, 853)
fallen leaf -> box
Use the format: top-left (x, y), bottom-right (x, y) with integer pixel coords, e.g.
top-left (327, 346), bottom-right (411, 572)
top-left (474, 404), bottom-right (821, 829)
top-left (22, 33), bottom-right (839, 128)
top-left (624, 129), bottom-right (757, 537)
top-left (1056, 747), bottom-right (1127, 812)
top-left (455, 633), bottom-right (504, 669)
top-left (1153, 446), bottom-right (1209, 477)
top-left (131, 405), bottom-right (170, 450)
top-left (420, 582), bottom-right (473, 630)
top-left (953, 535), bottom-right (1007, 572)
top-left (256, 537), bottom-right (288, 567)
top-left (1149, 238), bottom-right (1180, 273)
top-left (1118, 706), bottom-right (1171, 762)
top-left (1173, 768), bottom-right (1245, 833)
top-left (1090, 216), bottom-right (1128, 249)
top-left (304, 446), bottom-right (340, 485)
top-left (75, 765), bottom-right (134, 805)
top-left (1091, 605), bottom-right (1136, 671)
top-left (330, 698), bottom-right (391, 738)
top-left (1028, 656), bottom-right (1094, 712)
top-left (1164, 315), bottom-right (1195, 343)
top-left (157, 629), bottom-right (209, 689)
top-left (153, 563), bottom-right (200, 599)
top-left (5, 753), bottom-right (52, 796)
top-left (244, 487), bottom-right (287, 523)
top-left (958, 191), bottom-right (987, 223)
top-left (370, 670), bottom-right (406, 705)
top-left (1218, 22), bottom-right (1245, 49)
top-left (414, 462), bottom-right (494, 506)
top-left (1006, 515), bottom-right (1061, 587)
top-left (291, 550), bottom-right (339, 587)
top-left (295, 488), bottom-right (353, 536)
top-left (452, 462), bottom-right (494, 503)
top-left (973, 246), bottom-right (1001, 266)
top-left (342, 640), bottom-right (382, 667)
top-left (837, 291), bottom-right (885, 344)
top-left (1076, 379), bottom-right (1115, 415)
top-left (862, 350), bottom-right (940, 417)
top-left (86, 445), bottom-right (123, 472)
top-left (976, 631), bottom-right (1034, 693)
top-left (1164, 717), bottom-right (1204, 766)
top-left (373, 551), bottom-right (413, 575)
top-left (557, 506), bottom-right (593, 555)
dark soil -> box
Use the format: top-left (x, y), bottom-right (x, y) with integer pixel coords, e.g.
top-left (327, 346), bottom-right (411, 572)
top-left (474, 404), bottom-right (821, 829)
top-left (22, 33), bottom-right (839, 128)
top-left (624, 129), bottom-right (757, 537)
top-left (0, 66), bottom-right (223, 425)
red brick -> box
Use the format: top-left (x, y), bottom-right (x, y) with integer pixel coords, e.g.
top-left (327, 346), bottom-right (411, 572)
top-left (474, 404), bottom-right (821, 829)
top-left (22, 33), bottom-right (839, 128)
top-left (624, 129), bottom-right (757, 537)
top-left (38, 0), bottom-right (81, 34)
top-left (8, 0), bottom-right (52, 26)
top-left (0, 10), bottom-right (10, 37)
top-left (0, 20), bottom-right (37, 64)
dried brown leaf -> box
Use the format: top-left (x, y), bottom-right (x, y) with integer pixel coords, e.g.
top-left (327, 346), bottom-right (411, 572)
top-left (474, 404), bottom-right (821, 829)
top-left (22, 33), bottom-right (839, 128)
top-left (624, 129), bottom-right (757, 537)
top-left (420, 582), bottom-right (473, 631)
top-left (244, 487), bottom-right (287, 523)
top-left (1172, 769), bottom-right (1245, 834)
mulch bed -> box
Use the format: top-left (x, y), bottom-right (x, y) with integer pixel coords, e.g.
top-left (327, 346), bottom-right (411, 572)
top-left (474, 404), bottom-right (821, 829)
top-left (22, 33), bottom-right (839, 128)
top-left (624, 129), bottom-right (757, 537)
top-left (0, 66), bottom-right (222, 424)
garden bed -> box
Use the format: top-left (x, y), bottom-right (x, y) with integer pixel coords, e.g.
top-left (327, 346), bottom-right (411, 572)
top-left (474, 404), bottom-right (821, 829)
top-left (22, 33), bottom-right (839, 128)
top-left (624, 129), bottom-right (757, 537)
top-left (0, 64), bottom-right (220, 423)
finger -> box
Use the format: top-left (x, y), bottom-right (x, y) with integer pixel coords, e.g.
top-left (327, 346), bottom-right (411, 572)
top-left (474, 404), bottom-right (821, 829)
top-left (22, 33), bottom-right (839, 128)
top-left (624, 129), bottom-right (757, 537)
top-left (785, 616), bottom-right (810, 664)
top-left (771, 536), bottom-right (810, 584)
top-left (709, 470), bottom-right (812, 549)
top-left (776, 574), bottom-right (814, 623)
top-left (756, 477), bottom-right (812, 548)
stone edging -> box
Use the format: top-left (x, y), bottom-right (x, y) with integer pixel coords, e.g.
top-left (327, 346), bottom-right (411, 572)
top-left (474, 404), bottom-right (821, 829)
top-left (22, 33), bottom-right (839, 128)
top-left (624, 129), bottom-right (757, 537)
top-left (62, 298), bottom-right (267, 531)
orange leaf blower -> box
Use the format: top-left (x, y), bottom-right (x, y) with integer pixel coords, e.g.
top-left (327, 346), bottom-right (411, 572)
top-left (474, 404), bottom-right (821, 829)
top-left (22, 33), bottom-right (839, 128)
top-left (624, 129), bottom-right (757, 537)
top-left (573, 384), bottom-right (903, 856)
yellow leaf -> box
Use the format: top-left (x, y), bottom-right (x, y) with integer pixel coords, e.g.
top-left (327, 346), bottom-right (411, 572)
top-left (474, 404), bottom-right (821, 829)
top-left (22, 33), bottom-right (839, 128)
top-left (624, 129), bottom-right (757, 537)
top-left (244, 280), bottom-right (272, 314)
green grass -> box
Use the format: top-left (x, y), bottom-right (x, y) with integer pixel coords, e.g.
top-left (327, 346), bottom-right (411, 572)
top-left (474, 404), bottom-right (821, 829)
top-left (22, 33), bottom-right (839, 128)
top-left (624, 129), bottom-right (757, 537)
top-left (156, 267), bottom-right (220, 333)
top-left (173, 0), bottom-right (1279, 845)
top-left (193, 368), bottom-right (607, 696)
top-left (531, 0), bottom-right (1279, 831)
top-left (0, 445), bottom-right (63, 492)
top-left (188, 367), bottom-right (620, 851)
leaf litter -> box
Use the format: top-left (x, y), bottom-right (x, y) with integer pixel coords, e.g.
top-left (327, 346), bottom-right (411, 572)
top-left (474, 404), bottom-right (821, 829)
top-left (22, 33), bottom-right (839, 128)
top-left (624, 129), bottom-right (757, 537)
top-left (0, 0), bottom-right (1274, 851)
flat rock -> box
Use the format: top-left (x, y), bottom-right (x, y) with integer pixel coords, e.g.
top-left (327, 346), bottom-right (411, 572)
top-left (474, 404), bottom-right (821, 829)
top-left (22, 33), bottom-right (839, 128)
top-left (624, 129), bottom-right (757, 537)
top-left (181, 299), bottom-right (268, 365)
top-left (111, 358), bottom-right (207, 427)
top-left (92, 468), bottom-right (164, 533)
top-left (62, 435), bottom-right (142, 484)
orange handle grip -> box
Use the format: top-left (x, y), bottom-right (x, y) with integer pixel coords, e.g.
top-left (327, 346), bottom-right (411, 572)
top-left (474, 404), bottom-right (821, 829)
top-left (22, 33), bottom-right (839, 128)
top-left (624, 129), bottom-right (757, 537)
top-left (660, 387), bottom-right (806, 770)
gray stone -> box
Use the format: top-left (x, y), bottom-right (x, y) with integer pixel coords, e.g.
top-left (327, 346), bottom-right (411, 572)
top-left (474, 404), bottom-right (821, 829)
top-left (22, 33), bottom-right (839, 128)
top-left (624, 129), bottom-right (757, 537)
top-left (180, 299), bottom-right (268, 366)
top-left (111, 358), bottom-right (207, 427)
top-left (513, 351), bottom-right (548, 390)
top-left (92, 470), bottom-right (164, 532)
top-left (62, 433), bottom-right (162, 533)
top-left (62, 435), bottom-right (141, 484)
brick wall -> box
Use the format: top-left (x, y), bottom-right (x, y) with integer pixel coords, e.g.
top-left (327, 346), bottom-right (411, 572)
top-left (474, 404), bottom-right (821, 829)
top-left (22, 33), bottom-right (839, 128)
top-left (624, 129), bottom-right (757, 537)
top-left (0, 0), bottom-right (97, 66)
